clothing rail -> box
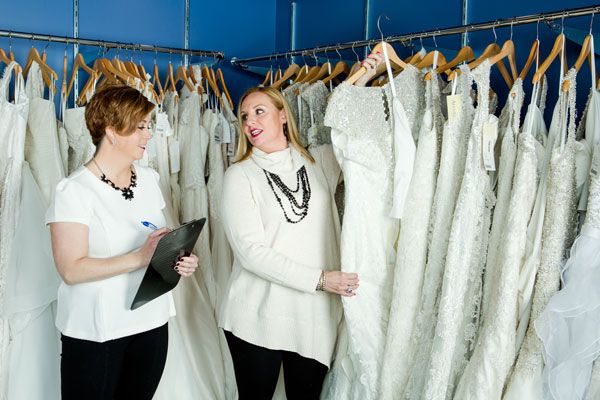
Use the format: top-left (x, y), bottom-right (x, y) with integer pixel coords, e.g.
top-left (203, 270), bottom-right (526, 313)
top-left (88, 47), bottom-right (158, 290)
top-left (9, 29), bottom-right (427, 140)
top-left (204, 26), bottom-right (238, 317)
top-left (230, 4), bottom-right (599, 65)
top-left (0, 28), bottom-right (225, 59)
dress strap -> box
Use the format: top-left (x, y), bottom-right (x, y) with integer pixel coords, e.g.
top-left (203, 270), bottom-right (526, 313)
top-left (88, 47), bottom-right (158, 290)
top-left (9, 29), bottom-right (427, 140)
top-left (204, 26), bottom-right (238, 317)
top-left (381, 41), bottom-right (397, 99)
top-left (591, 35), bottom-right (597, 86)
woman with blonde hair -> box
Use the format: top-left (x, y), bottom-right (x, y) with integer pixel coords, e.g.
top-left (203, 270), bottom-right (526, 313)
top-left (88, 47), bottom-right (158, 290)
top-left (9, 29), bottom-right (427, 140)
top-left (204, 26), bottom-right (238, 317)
top-left (219, 86), bottom-right (358, 399)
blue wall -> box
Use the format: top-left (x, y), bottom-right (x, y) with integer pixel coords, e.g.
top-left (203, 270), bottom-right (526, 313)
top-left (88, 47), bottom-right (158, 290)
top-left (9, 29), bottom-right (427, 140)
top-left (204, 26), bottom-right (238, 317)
top-left (0, 0), bottom-right (275, 110)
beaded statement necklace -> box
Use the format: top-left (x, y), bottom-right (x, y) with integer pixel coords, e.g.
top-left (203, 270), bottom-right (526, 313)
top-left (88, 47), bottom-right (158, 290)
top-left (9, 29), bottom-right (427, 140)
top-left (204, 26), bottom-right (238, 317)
top-left (92, 158), bottom-right (137, 200)
top-left (263, 165), bottom-right (311, 224)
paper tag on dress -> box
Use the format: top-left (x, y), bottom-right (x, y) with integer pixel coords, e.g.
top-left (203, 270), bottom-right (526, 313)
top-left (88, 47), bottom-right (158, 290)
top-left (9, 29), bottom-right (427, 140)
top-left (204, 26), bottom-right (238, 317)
top-left (227, 142), bottom-right (235, 157)
top-left (447, 94), bottom-right (462, 122)
top-left (222, 121), bottom-right (232, 144)
top-left (169, 140), bottom-right (181, 174)
top-left (482, 120), bottom-right (498, 171)
top-left (156, 112), bottom-right (172, 137)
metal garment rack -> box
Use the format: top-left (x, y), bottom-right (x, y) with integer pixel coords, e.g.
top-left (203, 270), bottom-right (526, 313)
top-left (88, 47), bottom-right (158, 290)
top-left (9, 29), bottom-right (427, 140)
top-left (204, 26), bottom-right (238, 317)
top-left (230, 4), bottom-right (599, 65)
top-left (0, 29), bottom-right (225, 59)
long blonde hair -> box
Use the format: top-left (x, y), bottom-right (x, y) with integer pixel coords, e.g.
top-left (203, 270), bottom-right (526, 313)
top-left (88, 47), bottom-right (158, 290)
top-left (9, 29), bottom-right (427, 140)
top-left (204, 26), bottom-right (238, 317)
top-left (235, 86), bottom-right (314, 163)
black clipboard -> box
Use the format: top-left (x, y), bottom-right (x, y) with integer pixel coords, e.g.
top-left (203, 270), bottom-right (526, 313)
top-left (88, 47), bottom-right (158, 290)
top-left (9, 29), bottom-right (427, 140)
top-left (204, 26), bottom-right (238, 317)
top-left (131, 218), bottom-right (206, 310)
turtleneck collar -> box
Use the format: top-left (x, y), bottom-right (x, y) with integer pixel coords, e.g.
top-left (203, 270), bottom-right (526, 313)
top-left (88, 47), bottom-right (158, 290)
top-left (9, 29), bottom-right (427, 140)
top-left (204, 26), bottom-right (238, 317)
top-left (251, 144), bottom-right (306, 174)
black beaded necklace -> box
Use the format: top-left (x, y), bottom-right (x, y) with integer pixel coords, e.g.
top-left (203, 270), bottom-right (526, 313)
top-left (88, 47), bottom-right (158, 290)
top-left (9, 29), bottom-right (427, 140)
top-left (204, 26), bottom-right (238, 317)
top-left (263, 165), bottom-right (311, 224)
top-left (92, 159), bottom-right (137, 200)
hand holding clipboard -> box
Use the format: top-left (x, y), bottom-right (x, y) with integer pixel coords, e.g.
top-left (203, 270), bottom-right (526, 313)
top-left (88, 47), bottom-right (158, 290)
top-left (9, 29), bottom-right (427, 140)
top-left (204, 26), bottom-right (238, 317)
top-left (131, 218), bottom-right (206, 310)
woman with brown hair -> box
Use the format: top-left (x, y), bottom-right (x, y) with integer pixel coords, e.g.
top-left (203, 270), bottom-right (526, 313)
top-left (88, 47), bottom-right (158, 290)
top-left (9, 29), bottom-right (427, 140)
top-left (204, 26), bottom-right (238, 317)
top-left (46, 85), bottom-right (198, 400)
top-left (219, 86), bottom-right (359, 399)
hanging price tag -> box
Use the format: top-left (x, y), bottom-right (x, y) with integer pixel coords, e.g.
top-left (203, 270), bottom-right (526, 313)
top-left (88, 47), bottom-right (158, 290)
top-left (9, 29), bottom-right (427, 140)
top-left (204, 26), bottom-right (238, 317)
top-left (482, 119), bottom-right (498, 171)
top-left (222, 120), bottom-right (232, 144)
top-left (169, 140), bottom-right (181, 174)
top-left (447, 94), bottom-right (462, 122)
top-left (155, 112), bottom-right (172, 137)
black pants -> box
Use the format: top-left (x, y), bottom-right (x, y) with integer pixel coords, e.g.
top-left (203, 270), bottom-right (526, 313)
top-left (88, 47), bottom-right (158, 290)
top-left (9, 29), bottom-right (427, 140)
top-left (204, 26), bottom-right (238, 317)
top-left (225, 330), bottom-right (328, 400)
top-left (61, 323), bottom-right (168, 400)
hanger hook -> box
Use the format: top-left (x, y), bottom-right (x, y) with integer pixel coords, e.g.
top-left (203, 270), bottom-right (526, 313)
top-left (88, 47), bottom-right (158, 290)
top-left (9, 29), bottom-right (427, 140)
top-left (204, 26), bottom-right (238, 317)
top-left (419, 35), bottom-right (424, 50)
top-left (510, 19), bottom-right (514, 40)
top-left (351, 41), bottom-right (360, 62)
top-left (43, 36), bottom-right (52, 54)
top-left (536, 16), bottom-right (540, 40)
top-left (377, 14), bottom-right (390, 42)
top-left (335, 45), bottom-right (342, 62)
top-left (432, 31), bottom-right (438, 48)
top-left (492, 21), bottom-right (498, 43)
top-left (561, 13), bottom-right (565, 33)
top-left (590, 11), bottom-right (595, 35)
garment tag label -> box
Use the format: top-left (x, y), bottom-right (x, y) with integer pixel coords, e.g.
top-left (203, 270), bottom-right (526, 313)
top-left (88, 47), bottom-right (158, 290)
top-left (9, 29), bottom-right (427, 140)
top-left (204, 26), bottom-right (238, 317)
top-left (222, 121), bottom-right (232, 144)
top-left (169, 140), bottom-right (181, 174)
top-left (482, 120), bottom-right (498, 171)
top-left (156, 112), bottom-right (172, 137)
top-left (447, 94), bottom-right (462, 122)
top-left (227, 142), bottom-right (235, 157)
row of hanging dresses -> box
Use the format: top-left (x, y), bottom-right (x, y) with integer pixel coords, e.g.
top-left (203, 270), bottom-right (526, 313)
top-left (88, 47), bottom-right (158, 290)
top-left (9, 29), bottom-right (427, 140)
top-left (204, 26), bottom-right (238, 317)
top-left (321, 45), bottom-right (424, 398)
top-left (0, 62), bottom-right (61, 400)
top-left (383, 64), bottom-right (475, 400)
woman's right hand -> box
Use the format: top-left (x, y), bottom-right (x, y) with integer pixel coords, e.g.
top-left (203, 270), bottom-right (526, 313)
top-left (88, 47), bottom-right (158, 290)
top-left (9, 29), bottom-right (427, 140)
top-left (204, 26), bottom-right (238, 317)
top-left (136, 228), bottom-right (171, 268)
top-left (324, 271), bottom-right (360, 297)
top-left (355, 52), bottom-right (384, 87)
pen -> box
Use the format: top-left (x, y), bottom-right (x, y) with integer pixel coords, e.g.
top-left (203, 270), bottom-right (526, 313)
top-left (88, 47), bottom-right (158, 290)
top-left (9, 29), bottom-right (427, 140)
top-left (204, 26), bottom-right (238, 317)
top-left (141, 221), bottom-right (159, 230)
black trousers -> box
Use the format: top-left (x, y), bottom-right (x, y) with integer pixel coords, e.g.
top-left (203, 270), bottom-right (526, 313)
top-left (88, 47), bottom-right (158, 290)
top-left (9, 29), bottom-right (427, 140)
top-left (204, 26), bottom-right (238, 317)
top-left (60, 323), bottom-right (168, 400)
top-left (225, 330), bottom-right (328, 400)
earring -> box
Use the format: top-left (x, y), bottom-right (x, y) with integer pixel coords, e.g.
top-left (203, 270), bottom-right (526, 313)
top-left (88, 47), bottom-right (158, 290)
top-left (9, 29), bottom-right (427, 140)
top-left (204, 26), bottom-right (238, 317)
top-left (111, 136), bottom-right (117, 146)
top-left (283, 122), bottom-right (289, 138)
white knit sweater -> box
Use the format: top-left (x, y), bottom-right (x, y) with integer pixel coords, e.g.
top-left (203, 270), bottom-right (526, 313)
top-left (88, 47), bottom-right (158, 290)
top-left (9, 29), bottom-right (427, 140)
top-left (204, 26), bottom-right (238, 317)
top-left (219, 145), bottom-right (342, 366)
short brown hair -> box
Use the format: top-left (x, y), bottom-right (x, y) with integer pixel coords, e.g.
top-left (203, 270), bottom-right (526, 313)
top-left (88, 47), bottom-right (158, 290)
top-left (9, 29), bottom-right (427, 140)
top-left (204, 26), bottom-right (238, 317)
top-left (235, 86), bottom-right (314, 163)
top-left (85, 84), bottom-right (155, 146)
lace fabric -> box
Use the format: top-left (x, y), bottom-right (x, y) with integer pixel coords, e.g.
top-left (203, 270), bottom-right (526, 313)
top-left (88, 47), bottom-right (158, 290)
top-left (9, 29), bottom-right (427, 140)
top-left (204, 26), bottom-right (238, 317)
top-left (421, 60), bottom-right (495, 400)
top-left (379, 71), bottom-right (444, 399)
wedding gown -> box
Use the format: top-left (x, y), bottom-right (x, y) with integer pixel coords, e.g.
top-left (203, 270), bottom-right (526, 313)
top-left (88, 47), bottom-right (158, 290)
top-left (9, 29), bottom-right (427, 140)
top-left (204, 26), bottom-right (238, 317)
top-left (391, 65), bottom-right (474, 399)
top-left (504, 74), bottom-right (578, 400)
top-left (379, 70), bottom-right (444, 400)
top-left (321, 60), bottom-right (423, 399)
top-left (0, 62), bottom-right (60, 400)
top-left (421, 60), bottom-right (496, 400)
top-left (23, 61), bottom-right (64, 204)
top-left (453, 78), bottom-right (536, 400)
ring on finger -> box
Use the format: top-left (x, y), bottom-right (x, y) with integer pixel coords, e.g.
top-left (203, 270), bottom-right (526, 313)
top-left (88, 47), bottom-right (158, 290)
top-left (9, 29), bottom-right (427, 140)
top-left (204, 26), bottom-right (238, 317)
top-left (345, 286), bottom-right (353, 294)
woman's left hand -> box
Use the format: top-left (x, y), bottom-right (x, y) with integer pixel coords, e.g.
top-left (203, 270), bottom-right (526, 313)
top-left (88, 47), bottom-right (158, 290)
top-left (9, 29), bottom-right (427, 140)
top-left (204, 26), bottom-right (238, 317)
top-left (175, 253), bottom-right (199, 277)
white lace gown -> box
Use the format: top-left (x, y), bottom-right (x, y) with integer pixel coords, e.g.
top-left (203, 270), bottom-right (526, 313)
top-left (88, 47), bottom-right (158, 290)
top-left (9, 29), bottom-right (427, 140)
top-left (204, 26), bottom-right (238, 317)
top-left (321, 64), bottom-right (424, 399)
top-left (0, 62), bottom-right (60, 400)
top-left (504, 79), bottom-right (578, 400)
top-left (23, 62), bottom-right (65, 204)
top-left (453, 79), bottom-right (537, 400)
top-left (379, 71), bottom-right (444, 400)
top-left (421, 60), bottom-right (496, 400)
top-left (392, 65), bottom-right (475, 400)
top-left (479, 79), bottom-right (524, 323)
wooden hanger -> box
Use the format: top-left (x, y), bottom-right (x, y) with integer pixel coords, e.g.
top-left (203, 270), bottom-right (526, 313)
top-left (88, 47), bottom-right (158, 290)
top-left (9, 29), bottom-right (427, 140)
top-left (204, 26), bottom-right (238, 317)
top-left (533, 34), bottom-right (566, 84)
top-left (322, 60), bottom-right (350, 85)
top-left (292, 64), bottom-right (313, 84)
top-left (416, 50), bottom-right (447, 70)
top-left (449, 42), bottom-right (513, 88)
top-left (274, 68), bottom-right (282, 82)
top-left (425, 45), bottom-right (474, 81)
top-left (0, 48), bottom-right (15, 65)
top-left (563, 34), bottom-right (593, 92)
top-left (346, 41), bottom-right (408, 85)
top-left (488, 39), bottom-right (518, 82)
top-left (187, 64), bottom-right (198, 86)
top-left (152, 63), bottom-right (164, 101)
top-left (163, 62), bottom-right (177, 92)
top-left (216, 68), bottom-right (234, 109)
top-left (174, 64), bottom-right (194, 91)
top-left (66, 53), bottom-right (97, 98)
top-left (518, 39), bottom-right (540, 80)
top-left (261, 69), bottom-right (273, 86)
top-left (304, 61), bottom-right (332, 84)
top-left (60, 51), bottom-right (68, 100)
top-left (271, 63), bottom-right (300, 89)
top-left (23, 46), bottom-right (58, 90)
